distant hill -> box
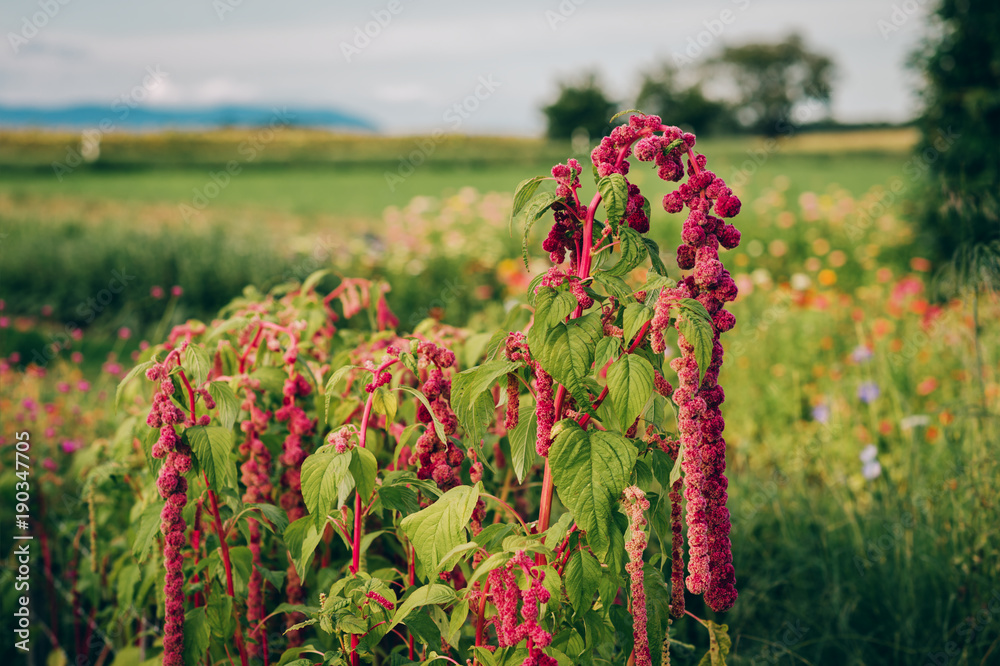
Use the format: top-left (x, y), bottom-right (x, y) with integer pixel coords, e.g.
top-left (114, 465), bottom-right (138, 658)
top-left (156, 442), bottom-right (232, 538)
top-left (0, 104), bottom-right (376, 131)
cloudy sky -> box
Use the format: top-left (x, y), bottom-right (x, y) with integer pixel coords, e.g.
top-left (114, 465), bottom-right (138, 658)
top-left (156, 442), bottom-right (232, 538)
top-left (1, 0), bottom-right (933, 134)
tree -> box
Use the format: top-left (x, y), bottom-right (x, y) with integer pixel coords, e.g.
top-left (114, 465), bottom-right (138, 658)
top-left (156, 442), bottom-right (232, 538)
top-left (542, 73), bottom-right (617, 141)
top-left (910, 0), bottom-right (1000, 264)
top-left (712, 33), bottom-right (834, 135)
top-left (635, 64), bottom-right (733, 135)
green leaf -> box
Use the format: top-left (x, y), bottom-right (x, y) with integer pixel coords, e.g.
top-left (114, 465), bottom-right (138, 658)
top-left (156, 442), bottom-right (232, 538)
top-left (548, 421), bottom-right (637, 560)
top-left (641, 237), bottom-right (669, 276)
top-left (301, 268), bottom-right (332, 294)
top-left (399, 386), bottom-right (447, 443)
top-left (597, 174), bottom-right (629, 224)
top-left (564, 549), bottom-right (603, 614)
top-left (697, 620), bottom-right (732, 666)
top-left (510, 175), bottom-right (546, 228)
top-left (606, 227), bottom-right (648, 277)
top-left (622, 302), bottom-right (654, 347)
top-left (371, 386), bottom-right (397, 422)
top-left (451, 358), bottom-right (519, 445)
top-left (131, 501), bottom-right (164, 562)
top-left (284, 516), bottom-right (323, 580)
top-left (338, 614), bottom-right (368, 635)
top-left (534, 287), bottom-right (579, 332)
top-left (508, 401), bottom-right (538, 484)
top-left (522, 191), bottom-right (561, 268)
top-left (227, 545), bottom-right (253, 596)
top-left (678, 298), bottom-right (715, 384)
top-left (591, 272), bottom-right (632, 302)
top-left (324, 365), bottom-right (358, 420)
top-left (435, 541), bottom-right (479, 574)
top-left (183, 345), bottom-right (213, 387)
top-left (186, 426), bottom-right (237, 493)
top-left (400, 484), bottom-right (481, 576)
top-left (349, 447), bottom-right (378, 500)
top-left (183, 608), bottom-right (210, 665)
top-left (606, 354), bottom-right (656, 431)
top-left (669, 441), bottom-right (684, 487)
top-left (115, 359), bottom-right (156, 412)
top-left (207, 381), bottom-right (240, 431)
top-left (536, 312), bottom-right (603, 415)
top-left (300, 449), bottom-right (353, 517)
top-left (388, 584), bottom-right (456, 631)
top-left (206, 593), bottom-right (234, 639)
top-left (378, 485), bottom-right (420, 515)
top-left (247, 502), bottom-right (289, 534)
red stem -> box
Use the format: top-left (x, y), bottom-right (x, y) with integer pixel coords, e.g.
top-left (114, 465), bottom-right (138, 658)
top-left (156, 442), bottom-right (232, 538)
top-left (350, 357), bottom-right (399, 665)
top-left (206, 476), bottom-right (250, 666)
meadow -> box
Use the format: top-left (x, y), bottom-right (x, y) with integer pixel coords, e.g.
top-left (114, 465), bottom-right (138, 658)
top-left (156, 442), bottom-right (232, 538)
top-left (1, 127), bottom-right (997, 665)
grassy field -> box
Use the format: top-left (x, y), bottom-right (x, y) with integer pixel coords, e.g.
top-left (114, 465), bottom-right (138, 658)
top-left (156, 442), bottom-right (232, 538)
top-left (2, 127), bottom-right (997, 665)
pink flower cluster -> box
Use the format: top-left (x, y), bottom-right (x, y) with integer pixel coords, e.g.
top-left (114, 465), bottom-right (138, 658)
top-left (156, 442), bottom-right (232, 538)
top-left (488, 550), bottom-right (557, 666)
top-left (275, 373), bottom-right (316, 643)
top-left (542, 160), bottom-right (585, 265)
top-left (239, 394), bottom-right (273, 659)
top-left (653, 435), bottom-right (686, 618)
top-left (652, 139), bottom-right (740, 613)
top-left (540, 266), bottom-right (593, 311)
top-left (144, 356), bottom-right (191, 666)
top-left (622, 486), bottom-right (652, 666)
top-left (410, 342), bottom-right (465, 491)
top-left (533, 363), bottom-right (555, 456)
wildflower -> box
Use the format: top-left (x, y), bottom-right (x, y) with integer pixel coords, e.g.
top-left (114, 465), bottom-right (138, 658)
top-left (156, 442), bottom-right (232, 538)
top-left (534, 363), bottom-right (555, 456)
top-left (851, 345), bottom-right (874, 363)
top-left (857, 381), bottom-right (880, 404)
top-left (118, 327), bottom-right (132, 340)
top-left (859, 444), bottom-right (882, 480)
top-left (151, 285), bottom-right (165, 299)
top-left (504, 373), bottom-right (520, 430)
top-left (171, 285), bottom-right (183, 297)
top-left (365, 591), bottom-right (395, 611)
top-left (488, 550), bottom-right (556, 664)
top-left (812, 403), bottom-right (830, 424)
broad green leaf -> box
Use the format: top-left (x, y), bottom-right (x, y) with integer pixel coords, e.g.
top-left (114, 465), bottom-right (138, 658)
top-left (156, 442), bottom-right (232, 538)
top-left (301, 268), bottom-right (332, 293)
top-left (536, 312), bottom-right (603, 415)
top-left (226, 545), bottom-right (253, 596)
top-left (247, 502), bottom-right (289, 534)
top-left (435, 541), bottom-right (479, 574)
top-left (378, 485), bottom-right (420, 515)
top-left (678, 298), bottom-right (715, 384)
top-left (401, 484), bottom-right (481, 576)
top-left (548, 421), bottom-right (637, 560)
top-left (207, 381), bottom-right (240, 431)
top-left (183, 345), bottom-right (213, 387)
top-left (468, 551), bottom-right (514, 587)
top-left (522, 191), bottom-right (561, 268)
top-left (399, 386), bottom-right (447, 443)
top-left (388, 584), bottom-right (456, 631)
top-left (642, 236), bottom-right (669, 276)
top-left (205, 315), bottom-right (251, 342)
top-left (448, 599), bottom-right (470, 646)
top-left (697, 620), bottom-right (732, 666)
top-left (591, 272), bottom-right (633, 302)
top-left (597, 174), bottom-right (629, 224)
top-left (115, 359), bottom-right (156, 412)
top-left (300, 449), bottom-right (353, 518)
top-left (323, 364), bottom-right (358, 420)
top-left (451, 358), bottom-right (519, 445)
top-left (508, 401), bottom-right (538, 484)
top-left (607, 354), bottom-right (656, 431)
top-left (564, 550), bottom-right (603, 614)
top-left (284, 516), bottom-right (323, 580)
top-left (206, 593), bottom-right (234, 638)
top-left (250, 366), bottom-right (285, 394)
top-left (183, 608), bottom-right (210, 665)
top-left (532, 287), bottom-right (578, 338)
top-left (371, 385), bottom-right (397, 422)
top-left (669, 441), bottom-right (684, 487)
top-left (131, 501), bottom-right (164, 562)
top-left (623, 302), bottom-right (654, 347)
top-left (606, 227), bottom-right (648, 277)
top-left (186, 426), bottom-right (237, 493)
top-left (349, 447), bottom-right (378, 500)
top-left (510, 175), bottom-right (546, 227)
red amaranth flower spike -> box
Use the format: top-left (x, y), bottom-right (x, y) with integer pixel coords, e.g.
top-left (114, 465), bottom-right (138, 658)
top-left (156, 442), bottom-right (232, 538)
top-left (623, 486), bottom-right (652, 666)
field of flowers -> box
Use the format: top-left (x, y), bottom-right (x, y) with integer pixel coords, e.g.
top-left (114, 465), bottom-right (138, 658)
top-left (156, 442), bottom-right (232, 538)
top-left (1, 141), bottom-right (997, 665)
